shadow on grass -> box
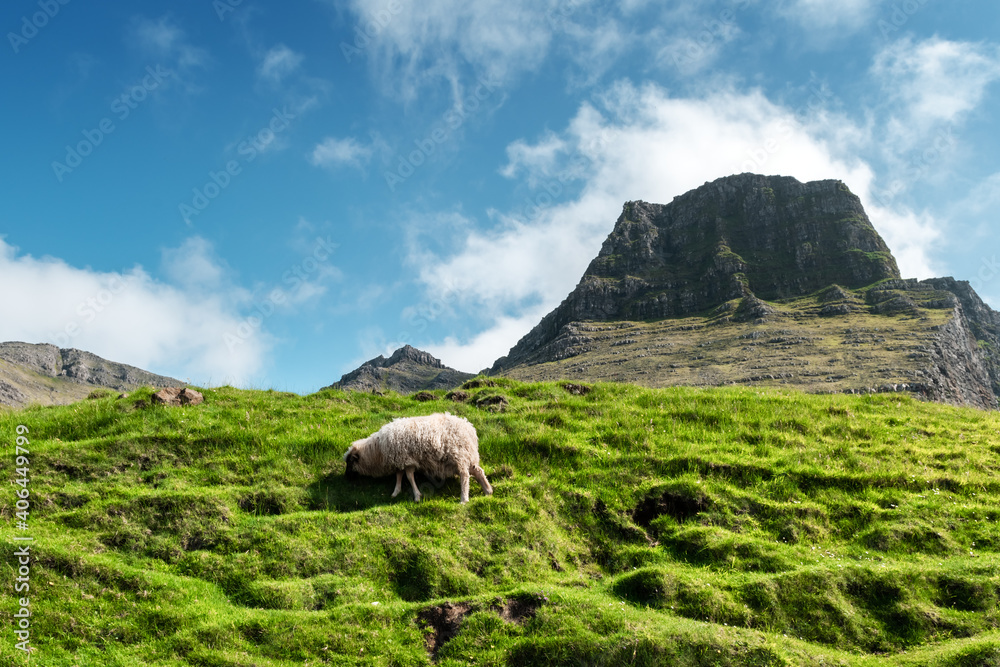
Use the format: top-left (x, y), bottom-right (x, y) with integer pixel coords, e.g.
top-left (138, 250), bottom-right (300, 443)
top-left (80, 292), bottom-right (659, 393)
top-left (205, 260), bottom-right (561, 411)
top-left (306, 470), bottom-right (465, 512)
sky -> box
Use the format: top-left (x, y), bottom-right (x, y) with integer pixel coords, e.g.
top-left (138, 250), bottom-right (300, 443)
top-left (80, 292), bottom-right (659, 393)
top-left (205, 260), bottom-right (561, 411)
top-left (2, 0), bottom-right (1000, 392)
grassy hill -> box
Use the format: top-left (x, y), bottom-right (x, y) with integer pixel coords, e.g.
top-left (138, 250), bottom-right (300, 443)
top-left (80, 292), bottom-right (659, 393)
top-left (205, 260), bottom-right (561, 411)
top-left (4, 380), bottom-right (1000, 665)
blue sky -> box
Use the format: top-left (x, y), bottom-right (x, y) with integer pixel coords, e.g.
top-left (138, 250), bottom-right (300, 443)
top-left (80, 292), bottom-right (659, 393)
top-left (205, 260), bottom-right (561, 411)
top-left (2, 0), bottom-right (1000, 392)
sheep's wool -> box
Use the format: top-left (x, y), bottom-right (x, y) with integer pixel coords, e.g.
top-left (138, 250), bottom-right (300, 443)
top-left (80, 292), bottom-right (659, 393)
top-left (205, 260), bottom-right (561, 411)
top-left (344, 412), bottom-right (492, 502)
top-left (362, 412), bottom-right (477, 477)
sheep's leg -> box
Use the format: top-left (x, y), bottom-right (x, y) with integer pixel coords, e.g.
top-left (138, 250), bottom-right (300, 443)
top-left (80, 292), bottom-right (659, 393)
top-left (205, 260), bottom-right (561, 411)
top-left (459, 468), bottom-right (471, 504)
top-left (391, 471), bottom-right (403, 498)
top-left (471, 464), bottom-right (493, 496)
top-left (405, 467), bottom-right (421, 502)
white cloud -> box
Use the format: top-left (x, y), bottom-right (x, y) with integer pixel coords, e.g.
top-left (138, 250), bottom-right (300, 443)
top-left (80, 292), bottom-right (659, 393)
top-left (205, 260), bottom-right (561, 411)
top-left (865, 37), bottom-right (1000, 206)
top-left (424, 310), bottom-right (550, 374)
top-left (0, 237), bottom-right (268, 387)
top-left (964, 171), bottom-right (1000, 217)
top-left (857, 204), bottom-right (939, 280)
top-left (411, 80), bottom-right (948, 365)
top-left (551, 6), bottom-right (631, 88)
top-left (779, 0), bottom-right (879, 35)
top-left (161, 236), bottom-right (229, 292)
top-left (934, 172), bottom-right (1000, 300)
top-left (500, 132), bottom-right (567, 181)
top-left (127, 16), bottom-right (209, 70)
top-left (344, 0), bottom-right (633, 103)
top-left (873, 37), bottom-right (1000, 137)
top-left (310, 137), bottom-right (373, 171)
top-left (345, 0), bottom-right (554, 102)
top-left (646, 4), bottom-right (743, 76)
top-left (257, 44), bottom-right (304, 86)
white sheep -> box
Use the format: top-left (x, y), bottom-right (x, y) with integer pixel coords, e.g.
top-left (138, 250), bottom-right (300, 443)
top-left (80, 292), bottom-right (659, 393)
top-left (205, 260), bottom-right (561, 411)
top-left (342, 412), bottom-right (493, 503)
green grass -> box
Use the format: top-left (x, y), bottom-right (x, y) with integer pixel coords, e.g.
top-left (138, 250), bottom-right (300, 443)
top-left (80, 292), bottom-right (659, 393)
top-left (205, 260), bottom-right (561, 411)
top-left (3, 381), bottom-right (1000, 665)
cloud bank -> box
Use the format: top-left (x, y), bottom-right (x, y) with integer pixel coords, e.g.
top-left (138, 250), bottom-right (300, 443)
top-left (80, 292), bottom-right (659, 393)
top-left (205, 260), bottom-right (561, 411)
top-left (0, 237), bottom-right (267, 386)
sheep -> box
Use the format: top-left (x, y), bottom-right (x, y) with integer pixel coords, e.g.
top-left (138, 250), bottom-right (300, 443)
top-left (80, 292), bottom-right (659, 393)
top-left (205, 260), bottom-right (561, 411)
top-left (342, 412), bottom-right (493, 503)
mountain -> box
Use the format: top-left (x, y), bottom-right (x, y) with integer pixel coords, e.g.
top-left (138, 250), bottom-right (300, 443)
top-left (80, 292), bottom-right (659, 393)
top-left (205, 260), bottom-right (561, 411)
top-left (328, 345), bottom-right (474, 394)
top-left (0, 341), bottom-right (184, 408)
top-left (488, 173), bottom-right (1000, 409)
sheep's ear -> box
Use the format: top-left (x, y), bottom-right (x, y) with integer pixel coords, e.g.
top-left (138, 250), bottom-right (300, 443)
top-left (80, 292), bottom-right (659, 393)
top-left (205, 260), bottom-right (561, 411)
top-left (342, 446), bottom-right (353, 461)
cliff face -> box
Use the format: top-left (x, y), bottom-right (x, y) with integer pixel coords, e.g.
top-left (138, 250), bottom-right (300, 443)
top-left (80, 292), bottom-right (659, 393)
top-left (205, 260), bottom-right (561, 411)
top-left (492, 174), bottom-right (899, 372)
top-left (921, 277), bottom-right (1000, 397)
top-left (328, 345), bottom-right (473, 394)
top-left (863, 279), bottom-right (1000, 407)
top-left (488, 174), bottom-right (1000, 410)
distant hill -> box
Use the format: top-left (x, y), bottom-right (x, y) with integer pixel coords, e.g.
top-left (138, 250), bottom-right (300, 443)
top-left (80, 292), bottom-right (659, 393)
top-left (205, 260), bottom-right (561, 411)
top-left (0, 341), bottom-right (183, 408)
top-left (488, 173), bottom-right (1000, 409)
top-left (327, 344), bottom-right (473, 394)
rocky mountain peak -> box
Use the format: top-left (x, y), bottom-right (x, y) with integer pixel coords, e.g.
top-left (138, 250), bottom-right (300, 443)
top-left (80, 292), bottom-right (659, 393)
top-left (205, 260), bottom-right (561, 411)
top-left (491, 174), bottom-right (900, 372)
top-left (384, 345), bottom-right (446, 369)
top-left (327, 346), bottom-right (471, 395)
top-left (486, 173), bottom-right (1000, 410)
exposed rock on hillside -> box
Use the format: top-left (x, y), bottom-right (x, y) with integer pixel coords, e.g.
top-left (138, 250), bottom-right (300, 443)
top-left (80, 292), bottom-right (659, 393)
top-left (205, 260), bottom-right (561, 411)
top-left (0, 341), bottom-right (184, 409)
top-left (0, 379), bottom-right (27, 406)
top-left (152, 387), bottom-right (205, 407)
top-left (488, 174), bottom-right (1000, 409)
top-left (328, 345), bottom-right (473, 395)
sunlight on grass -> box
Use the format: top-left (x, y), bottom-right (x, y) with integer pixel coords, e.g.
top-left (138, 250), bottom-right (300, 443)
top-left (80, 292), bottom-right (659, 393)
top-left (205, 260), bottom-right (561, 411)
top-left (2, 381), bottom-right (1000, 665)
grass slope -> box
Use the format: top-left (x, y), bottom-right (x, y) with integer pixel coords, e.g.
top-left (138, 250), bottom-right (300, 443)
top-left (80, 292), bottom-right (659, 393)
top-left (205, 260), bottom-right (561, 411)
top-left (502, 284), bottom-right (959, 398)
top-left (3, 381), bottom-right (1000, 665)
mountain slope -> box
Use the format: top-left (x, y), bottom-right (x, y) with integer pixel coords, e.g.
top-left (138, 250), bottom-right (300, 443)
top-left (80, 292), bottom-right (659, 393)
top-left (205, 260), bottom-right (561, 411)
top-left (0, 341), bottom-right (183, 408)
top-left (328, 344), bottom-right (474, 394)
top-left (489, 174), bottom-right (1000, 409)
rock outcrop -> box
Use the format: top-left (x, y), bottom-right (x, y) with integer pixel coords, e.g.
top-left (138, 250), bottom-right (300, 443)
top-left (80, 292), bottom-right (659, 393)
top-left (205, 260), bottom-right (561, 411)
top-left (492, 174), bottom-right (898, 372)
top-left (488, 174), bottom-right (1000, 409)
top-left (328, 345), bottom-right (473, 395)
top-left (152, 387), bottom-right (205, 407)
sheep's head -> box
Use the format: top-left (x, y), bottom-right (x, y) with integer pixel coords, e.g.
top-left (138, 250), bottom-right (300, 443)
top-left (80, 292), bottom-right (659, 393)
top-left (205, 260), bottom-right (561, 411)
top-left (343, 440), bottom-right (364, 479)
top-left (343, 434), bottom-right (392, 479)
